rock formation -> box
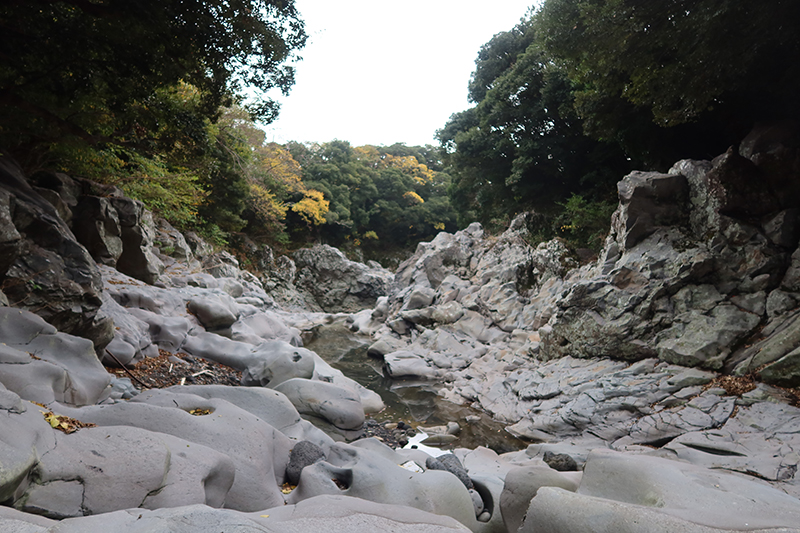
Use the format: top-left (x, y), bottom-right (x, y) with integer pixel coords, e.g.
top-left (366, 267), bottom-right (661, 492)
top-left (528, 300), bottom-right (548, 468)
top-left (2, 125), bottom-right (800, 532)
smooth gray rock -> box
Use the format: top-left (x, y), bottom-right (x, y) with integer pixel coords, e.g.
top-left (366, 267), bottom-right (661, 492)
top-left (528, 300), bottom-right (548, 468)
top-left (287, 442), bottom-right (477, 530)
top-left (274, 378), bottom-right (365, 430)
top-left (163, 384), bottom-right (334, 450)
top-left (0, 308), bottom-right (111, 406)
top-left (0, 395), bottom-right (57, 503)
top-left (99, 292), bottom-right (153, 366)
top-left (53, 390), bottom-right (292, 512)
top-left (187, 295), bottom-right (240, 329)
top-left (500, 465), bottom-right (581, 533)
top-left (240, 341), bottom-right (316, 387)
top-left (520, 449), bottom-right (800, 533)
top-left (16, 425), bottom-right (235, 518)
top-left (127, 307), bottom-right (191, 353)
top-left (231, 311), bottom-right (302, 346)
top-left (41, 495), bottom-right (472, 532)
top-left (520, 487), bottom-right (800, 533)
top-left (180, 331), bottom-right (254, 369)
top-left (0, 506), bottom-right (55, 532)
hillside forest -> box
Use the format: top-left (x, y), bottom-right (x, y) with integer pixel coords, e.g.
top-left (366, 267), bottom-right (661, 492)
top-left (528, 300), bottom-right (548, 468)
top-left (2, 0), bottom-right (799, 261)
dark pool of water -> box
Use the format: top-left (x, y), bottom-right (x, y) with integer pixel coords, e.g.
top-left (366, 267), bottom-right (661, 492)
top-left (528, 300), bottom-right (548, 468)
top-left (304, 324), bottom-right (527, 454)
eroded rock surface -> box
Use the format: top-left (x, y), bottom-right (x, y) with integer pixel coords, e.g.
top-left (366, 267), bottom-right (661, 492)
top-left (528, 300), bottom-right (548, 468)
top-left (2, 132), bottom-right (800, 532)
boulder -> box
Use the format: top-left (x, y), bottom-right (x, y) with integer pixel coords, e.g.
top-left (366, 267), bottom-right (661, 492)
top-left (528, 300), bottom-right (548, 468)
top-left (54, 390), bottom-right (292, 512)
top-left (293, 244), bottom-right (393, 312)
top-left (519, 449), bottom-right (800, 533)
top-left (274, 378), bottom-right (365, 430)
top-left (426, 454), bottom-right (473, 490)
top-left (203, 250), bottom-right (240, 278)
top-left (499, 465), bottom-right (581, 533)
top-left (286, 440), bottom-right (326, 485)
top-left (187, 294), bottom-right (240, 329)
top-left (611, 171), bottom-right (689, 249)
top-left (240, 341), bottom-right (316, 387)
top-left (287, 441), bottom-right (477, 530)
top-left (0, 308), bottom-right (111, 406)
top-left (15, 425), bottom-right (235, 518)
top-left (154, 217), bottom-right (194, 262)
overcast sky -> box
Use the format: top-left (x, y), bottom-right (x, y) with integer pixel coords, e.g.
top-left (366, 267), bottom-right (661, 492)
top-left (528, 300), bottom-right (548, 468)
top-left (263, 1), bottom-right (539, 147)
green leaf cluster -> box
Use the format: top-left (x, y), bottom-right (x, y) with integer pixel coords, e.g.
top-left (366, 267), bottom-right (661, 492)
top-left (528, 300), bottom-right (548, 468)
top-left (440, 0), bottom-right (800, 250)
top-left (0, 1), bottom-right (308, 245)
top-left (285, 140), bottom-right (457, 253)
top-left (0, 0), bottom-right (306, 157)
top-left (438, 15), bottom-right (630, 244)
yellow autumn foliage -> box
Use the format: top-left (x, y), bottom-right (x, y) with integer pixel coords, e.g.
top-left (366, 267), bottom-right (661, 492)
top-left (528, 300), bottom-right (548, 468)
top-left (291, 189), bottom-right (329, 226)
top-left (354, 145), bottom-right (380, 167)
top-left (255, 143), bottom-right (305, 194)
top-left (380, 154), bottom-right (435, 184)
top-left (403, 191), bottom-right (425, 204)
top-left (249, 183), bottom-right (288, 225)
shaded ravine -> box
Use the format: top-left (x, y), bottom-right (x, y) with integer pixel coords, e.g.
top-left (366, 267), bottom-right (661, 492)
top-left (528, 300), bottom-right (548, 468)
top-left (304, 323), bottom-right (526, 453)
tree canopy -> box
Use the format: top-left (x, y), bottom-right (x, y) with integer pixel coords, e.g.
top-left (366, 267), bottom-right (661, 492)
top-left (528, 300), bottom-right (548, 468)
top-left (538, 0), bottom-right (800, 131)
top-left (0, 0), bottom-right (306, 162)
top-left (438, 16), bottom-right (630, 236)
top-left (286, 141), bottom-right (457, 252)
top-left (439, 0), bottom-right (800, 247)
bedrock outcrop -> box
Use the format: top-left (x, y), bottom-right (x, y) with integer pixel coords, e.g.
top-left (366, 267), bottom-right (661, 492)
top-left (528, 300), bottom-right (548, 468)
top-left (2, 125), bottom-right (800, 532)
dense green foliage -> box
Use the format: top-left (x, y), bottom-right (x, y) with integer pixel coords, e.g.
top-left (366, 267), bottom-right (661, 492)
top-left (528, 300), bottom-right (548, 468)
top-left (438, 15), bottom-right (631, 241)
top-left (0, 0), bottom-right (307, 243)
top-left (440, 0), bottom-right (800, 249)
top-left (0, 0), bottom-right (305, 155)
top-left (5, 0), bottom-right (796, 259)
top-left (286, 141), bottom-right (457, 252)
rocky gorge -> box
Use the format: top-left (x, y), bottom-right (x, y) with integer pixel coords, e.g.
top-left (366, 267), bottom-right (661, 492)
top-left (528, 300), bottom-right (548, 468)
top-left (2, 122), bottom-right (800, 532)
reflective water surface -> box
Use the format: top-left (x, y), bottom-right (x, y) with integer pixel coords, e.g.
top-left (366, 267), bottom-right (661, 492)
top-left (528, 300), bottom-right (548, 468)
top-left (305, 324), bottom-right (527, 454)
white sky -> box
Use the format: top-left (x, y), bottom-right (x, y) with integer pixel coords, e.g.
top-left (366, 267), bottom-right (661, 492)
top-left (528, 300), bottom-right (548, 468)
top-left (263, 1), bottom-right (539, 147)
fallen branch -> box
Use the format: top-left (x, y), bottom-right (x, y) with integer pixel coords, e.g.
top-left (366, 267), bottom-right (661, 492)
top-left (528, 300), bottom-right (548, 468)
top-left (105, 349), bottom-right (149, 389)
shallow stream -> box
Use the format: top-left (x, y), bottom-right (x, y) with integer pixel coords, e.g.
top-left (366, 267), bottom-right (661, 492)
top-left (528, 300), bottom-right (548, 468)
top-left (304, 323), bottom-right (527, 454)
